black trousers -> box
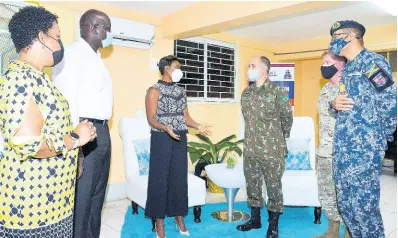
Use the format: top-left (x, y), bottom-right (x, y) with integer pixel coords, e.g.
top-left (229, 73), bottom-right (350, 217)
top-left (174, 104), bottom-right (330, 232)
top-left (74, 122), bottom-right (111, 238)
top-left (145, 132), bottom-right (188, 219)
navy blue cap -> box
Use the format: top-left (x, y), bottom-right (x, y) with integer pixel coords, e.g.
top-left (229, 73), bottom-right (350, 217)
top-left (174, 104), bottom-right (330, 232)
top-left (330, 20), bottom-right (366, 37)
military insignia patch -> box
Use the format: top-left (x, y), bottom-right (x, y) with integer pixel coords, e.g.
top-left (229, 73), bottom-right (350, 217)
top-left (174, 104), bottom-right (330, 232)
top-left (339, 82), bottom-right (346, 95)
top-left (366, 63), bottom-right (394, 93)
top-left (332, 21), bottom-right (340, 30)
top-left (281, 95), bottom-right (289, 103)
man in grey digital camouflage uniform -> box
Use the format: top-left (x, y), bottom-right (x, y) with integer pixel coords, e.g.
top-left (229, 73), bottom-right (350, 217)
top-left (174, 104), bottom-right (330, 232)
top-left (314, 51), bottom-right (348, 238)
top-left (237, 56), bottom-right (293, 238)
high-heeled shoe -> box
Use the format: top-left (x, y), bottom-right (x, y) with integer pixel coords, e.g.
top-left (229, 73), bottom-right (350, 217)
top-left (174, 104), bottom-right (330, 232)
top-left (174, 219), bottom-right (190, 236)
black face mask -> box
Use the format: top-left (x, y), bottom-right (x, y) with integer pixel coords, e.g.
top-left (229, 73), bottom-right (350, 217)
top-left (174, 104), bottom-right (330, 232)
top-left (41, 36), bottom-right (64, 67)
top-left (320, 65), bottom-right (338, 79)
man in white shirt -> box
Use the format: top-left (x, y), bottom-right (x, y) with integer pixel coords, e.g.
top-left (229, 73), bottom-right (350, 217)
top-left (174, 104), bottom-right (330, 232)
top-left (53, 9), bottom-right (113, 238)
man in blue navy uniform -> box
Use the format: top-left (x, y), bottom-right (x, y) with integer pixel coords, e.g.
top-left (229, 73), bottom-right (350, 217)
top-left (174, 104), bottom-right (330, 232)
top-left (329, 20), bottom-right (397, 238)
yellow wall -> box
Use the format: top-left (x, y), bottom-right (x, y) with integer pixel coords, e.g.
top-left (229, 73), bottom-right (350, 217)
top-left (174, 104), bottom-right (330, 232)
top-left (278, 24), bottom-right (397, 145)
top-left (40, 2), bottom-right (275, 184)
top-left (275, 24), bottom-right (397, 61)
top-left (40, 2), bottom-right (171, 184)
top-left (37, 1), bottom-right (397, 184)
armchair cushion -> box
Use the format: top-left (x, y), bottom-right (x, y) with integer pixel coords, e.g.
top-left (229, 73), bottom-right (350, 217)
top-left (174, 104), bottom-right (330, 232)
top-left (285, 138), bottom-right (312, 170)
top-left (132, 138), bottom-right (151, 176)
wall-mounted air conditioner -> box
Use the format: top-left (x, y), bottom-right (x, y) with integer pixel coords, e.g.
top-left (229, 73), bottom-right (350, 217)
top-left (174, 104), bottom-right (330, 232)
top-left (77, 13), bottom-right (155, 49)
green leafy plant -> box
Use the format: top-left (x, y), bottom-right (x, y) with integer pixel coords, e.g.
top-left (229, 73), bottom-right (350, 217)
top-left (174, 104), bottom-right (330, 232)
top-left (187, 134), bottom-right (243, 165)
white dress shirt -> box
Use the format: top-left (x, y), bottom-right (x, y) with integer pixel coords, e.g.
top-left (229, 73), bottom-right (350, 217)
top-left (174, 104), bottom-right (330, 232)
top-left (53, 37), bottom-right (113, 127)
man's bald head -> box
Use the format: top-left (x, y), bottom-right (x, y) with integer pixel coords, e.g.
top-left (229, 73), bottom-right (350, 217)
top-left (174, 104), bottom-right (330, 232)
top-left (80, 9), bottom-right (110, 38)
top-left (249, 56), bottom-right (271, 73)
top-left (79, 9), bottom-right (111, 50)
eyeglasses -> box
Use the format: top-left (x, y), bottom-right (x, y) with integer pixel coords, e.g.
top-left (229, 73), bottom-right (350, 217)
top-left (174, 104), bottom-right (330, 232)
top-left (97, 24), bottom-right (111, 33)
top-left (82, 24), bottom-right (111, 33)
top-left (331, 32), bottom-right (349, 41)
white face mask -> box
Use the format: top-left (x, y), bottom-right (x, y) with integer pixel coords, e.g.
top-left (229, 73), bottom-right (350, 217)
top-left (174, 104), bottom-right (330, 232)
top-left (248, 67), bottom-right (264, 82)
top-left (172, 69), bottom-right (183, 82)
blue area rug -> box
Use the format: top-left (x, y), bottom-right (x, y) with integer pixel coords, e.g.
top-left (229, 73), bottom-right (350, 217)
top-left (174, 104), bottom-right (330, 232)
top-left (121, 202), bottom-right (346, 238)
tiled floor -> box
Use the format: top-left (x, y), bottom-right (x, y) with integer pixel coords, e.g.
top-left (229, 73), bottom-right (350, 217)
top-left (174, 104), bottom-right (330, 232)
top-left (100, 171), bottom-right (397, 238)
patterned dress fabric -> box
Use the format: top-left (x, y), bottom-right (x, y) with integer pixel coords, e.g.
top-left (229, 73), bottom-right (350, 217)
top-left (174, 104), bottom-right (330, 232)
top-left (0, 60), bottom-right (78, 237)
top-left (150, 80), bottom-right (188, 133)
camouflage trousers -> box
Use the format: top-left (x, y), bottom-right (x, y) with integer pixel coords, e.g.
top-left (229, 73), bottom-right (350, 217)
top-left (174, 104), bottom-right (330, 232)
top-left (333, 150), bottom-right (385, 238)
top-left (316, 155), bottom-right (341, 222)
top-left (243, 156), bottom-right (285, 212)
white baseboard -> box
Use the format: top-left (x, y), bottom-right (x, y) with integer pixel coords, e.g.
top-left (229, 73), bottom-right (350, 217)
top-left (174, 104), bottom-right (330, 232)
top-left (105, 182), bottom-right (127, 202)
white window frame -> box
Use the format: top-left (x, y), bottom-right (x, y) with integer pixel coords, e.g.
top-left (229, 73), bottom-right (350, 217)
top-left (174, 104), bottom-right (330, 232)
top-left (177, 36), bottom-right (238, 103)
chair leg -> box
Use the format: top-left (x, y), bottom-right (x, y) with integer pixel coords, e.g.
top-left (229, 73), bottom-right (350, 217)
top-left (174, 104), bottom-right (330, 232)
top-left (131, 201), bottom-right (139, 215)
top-left (151, 218), bottom-right (156, 232)
top-left (314, 207), bottom-right (322, 224)
top-left (194, 205), bottom-right (202, 223)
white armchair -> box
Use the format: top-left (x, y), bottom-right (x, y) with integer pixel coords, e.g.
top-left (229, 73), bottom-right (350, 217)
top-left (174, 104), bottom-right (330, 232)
top-left (262, 116), bottom-right (322, 223)
top-left (119, 117), bottom-right (207, 230)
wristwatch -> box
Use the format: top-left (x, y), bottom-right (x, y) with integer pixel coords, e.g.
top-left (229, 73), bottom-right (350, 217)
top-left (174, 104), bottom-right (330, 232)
top-left (70, 132), bottom-right (80, 149)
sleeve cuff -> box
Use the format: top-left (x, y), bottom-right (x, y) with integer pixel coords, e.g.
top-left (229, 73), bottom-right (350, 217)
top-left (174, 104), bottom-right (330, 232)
top-left (9, 136), bottom-right (43, 161)
top-left (46, 130), bottom-right (68, 158)
top-left (328, 101), bottom-right (337, 115)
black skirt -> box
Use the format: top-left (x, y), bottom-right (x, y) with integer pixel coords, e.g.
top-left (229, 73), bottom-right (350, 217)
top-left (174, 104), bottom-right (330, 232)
top-left (144, 132), bottom-right (188, 219)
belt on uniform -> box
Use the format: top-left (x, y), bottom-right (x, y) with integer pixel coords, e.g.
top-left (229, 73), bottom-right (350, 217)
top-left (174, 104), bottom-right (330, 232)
top-left (80, 117), bottom-right (108, 125)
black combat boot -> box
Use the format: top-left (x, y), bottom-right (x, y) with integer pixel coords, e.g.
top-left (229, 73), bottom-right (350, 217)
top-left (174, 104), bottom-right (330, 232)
top-left (236, 207), bottom-right (261, 231)
top-left (266, 211), bottom-right (280, 238)
top-left (236, 207), bottom-right (262, 231)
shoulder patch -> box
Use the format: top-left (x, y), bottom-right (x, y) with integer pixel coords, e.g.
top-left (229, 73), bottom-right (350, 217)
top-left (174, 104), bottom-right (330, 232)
top-left (365, 63), bottom-right (394, 93)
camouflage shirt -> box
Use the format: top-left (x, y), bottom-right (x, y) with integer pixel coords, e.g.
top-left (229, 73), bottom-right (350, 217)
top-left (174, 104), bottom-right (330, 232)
top-left (333, 48), bottom-right (397, 153)
top-left (317, 82), bottom-right (339, 157)
top-left (241, 80), bottom-right (293, 158)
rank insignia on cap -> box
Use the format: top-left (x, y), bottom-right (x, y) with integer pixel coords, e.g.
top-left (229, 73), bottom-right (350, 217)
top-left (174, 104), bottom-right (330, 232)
top-left (366, 63), bottom-right (394, 93)
top-left (332, 21), bottom-right (341, 30)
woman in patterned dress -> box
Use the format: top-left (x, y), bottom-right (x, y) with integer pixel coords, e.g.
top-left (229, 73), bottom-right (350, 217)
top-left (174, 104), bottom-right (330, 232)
top-left (0, 6), bottom-right (96, 237)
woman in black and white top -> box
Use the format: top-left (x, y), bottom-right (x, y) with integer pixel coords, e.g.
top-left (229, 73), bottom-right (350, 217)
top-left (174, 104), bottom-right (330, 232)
top-left (145, 55), bottom-right (211, 238)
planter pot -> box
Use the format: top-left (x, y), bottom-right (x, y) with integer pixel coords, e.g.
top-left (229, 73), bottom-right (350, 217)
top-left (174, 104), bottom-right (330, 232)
top-left (207, 177), bottom-right (223, 193)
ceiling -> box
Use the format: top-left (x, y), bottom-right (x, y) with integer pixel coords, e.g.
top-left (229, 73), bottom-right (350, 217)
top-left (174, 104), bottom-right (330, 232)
top-left (105, 1), bottom-right (396, 45)
top-left (227, 1), bottom-right (397, 45)
top-left (105, 1), bottom-right (198, 17)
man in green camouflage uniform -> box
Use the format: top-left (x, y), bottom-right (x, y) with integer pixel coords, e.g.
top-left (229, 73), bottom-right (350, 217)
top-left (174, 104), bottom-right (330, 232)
top-left (237, 56), bottom-right (293, 238)
top-left (314, 51), bottom-right (348, 238)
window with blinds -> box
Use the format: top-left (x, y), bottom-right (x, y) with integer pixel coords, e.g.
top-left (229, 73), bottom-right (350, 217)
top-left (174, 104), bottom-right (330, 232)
top-left (0, 3), bottom-right (23, 75)
top-left (174, 38), bottom-right (237, 102)
top-left (379, 50), bottom-right (397, 73)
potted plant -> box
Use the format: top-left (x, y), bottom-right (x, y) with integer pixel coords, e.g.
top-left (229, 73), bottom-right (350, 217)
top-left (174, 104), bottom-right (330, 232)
top-left (188, 134), bottom-right (243, 193)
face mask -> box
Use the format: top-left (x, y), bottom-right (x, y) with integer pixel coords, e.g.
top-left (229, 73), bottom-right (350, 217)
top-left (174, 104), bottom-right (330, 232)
top-left (172, 69), bottom-right (183, 82)
top-left (101, 31), bottom-right (113, 48)
top-left (41, 36), bottom-right (64, 67)
top-left (248, 67), bottom-right (264, 82)
top-left (329, 33), bottom-right (358, 56)
top-left (321, 65), bottom-right (338, 79)
top-left (329, 38), bottom-right (348, 56)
